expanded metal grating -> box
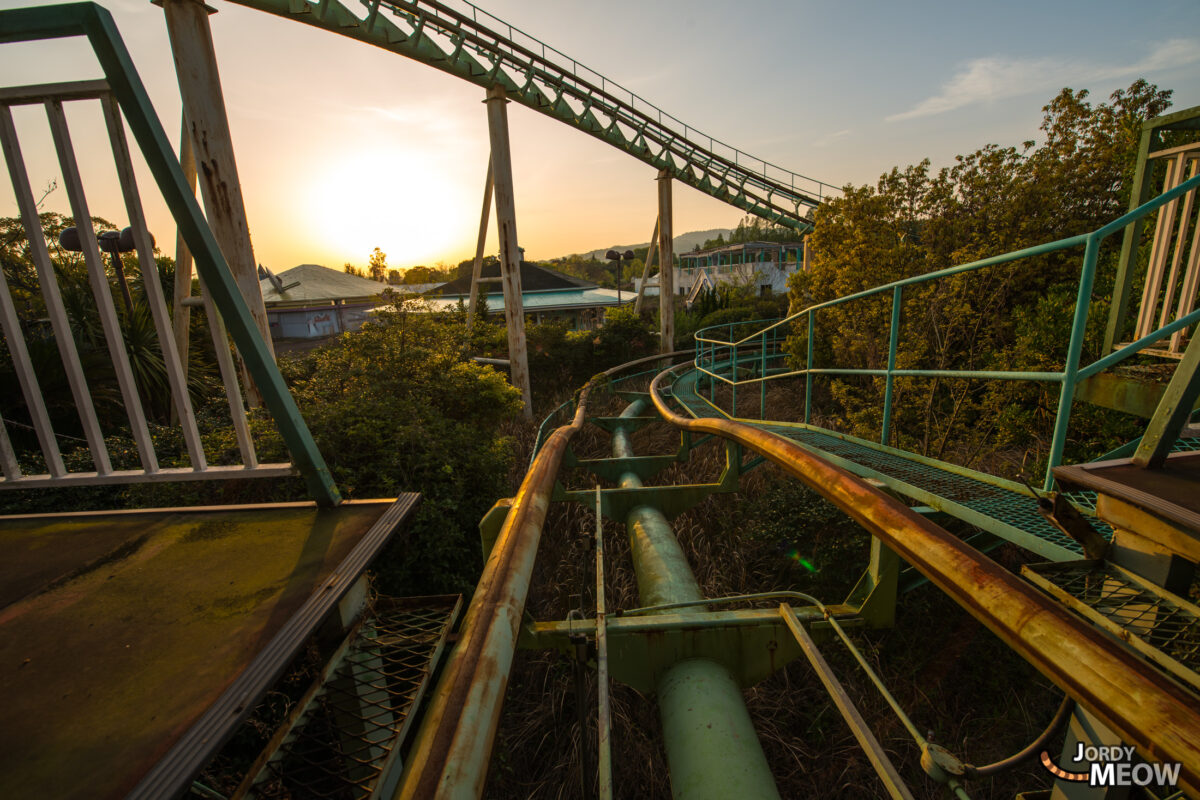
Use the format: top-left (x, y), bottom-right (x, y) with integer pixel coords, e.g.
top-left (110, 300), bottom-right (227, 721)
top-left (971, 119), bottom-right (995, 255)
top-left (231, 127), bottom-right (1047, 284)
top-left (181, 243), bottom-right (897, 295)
top-left (1171, 436), bottom-right (1200, 453)
top-left (668, 369), bottom-right (1112, 561)
top-left (237, 595), bottom-right (461, 800)
top-left (1023, 561), bottom-right (1200, 694)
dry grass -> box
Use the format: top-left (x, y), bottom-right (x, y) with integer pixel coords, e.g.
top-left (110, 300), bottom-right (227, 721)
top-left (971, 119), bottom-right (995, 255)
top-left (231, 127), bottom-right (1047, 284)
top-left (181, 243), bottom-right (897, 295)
top-left (486, 381), bottom-right (1063, 799)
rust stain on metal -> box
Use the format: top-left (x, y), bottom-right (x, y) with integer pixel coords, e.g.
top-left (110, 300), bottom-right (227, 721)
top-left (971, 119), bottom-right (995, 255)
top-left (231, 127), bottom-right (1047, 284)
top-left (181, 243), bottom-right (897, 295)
top-left (648, 367), bottom-right (1200, 796)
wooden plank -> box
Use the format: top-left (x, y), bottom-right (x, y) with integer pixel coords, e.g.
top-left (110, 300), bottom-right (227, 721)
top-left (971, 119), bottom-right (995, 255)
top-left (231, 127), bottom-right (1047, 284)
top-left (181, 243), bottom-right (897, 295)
top-left (633, 217), bottom-right (658, 314)
top-left (171, 111), bottom-right (196, 394)
top-left (466, 155), bottom-right (492, 332)
top-left (0, 79), bottom-right (109, 106)
top-left (1157, 159), bottom-right (1199, 338)
top-left (485, 84), bottom-right (532, 419)
top-left (658, 169), bottom-right (674, 352)
top-left (0, 105), bottom-right (110, 474)
top-left (0, 413), bottom-right (20, 480)
top-left (1171, 174), bottom-right (1200, 353)
top-left (162, 0), bottom-right (274, 408)
top-left (1137, 155), bottom-right (1183, 338)
top-left (45, 98), bottom-right (159, 473)
top-left (101, 94), bottom-right (208, 471)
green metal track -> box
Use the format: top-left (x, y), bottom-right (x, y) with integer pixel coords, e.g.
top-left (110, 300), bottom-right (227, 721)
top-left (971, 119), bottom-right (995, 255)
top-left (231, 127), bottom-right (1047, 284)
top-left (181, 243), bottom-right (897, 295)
top-left (668, 368), bottom-right (1108, 563)
top-left (222, 0), bottom-right (834, 231)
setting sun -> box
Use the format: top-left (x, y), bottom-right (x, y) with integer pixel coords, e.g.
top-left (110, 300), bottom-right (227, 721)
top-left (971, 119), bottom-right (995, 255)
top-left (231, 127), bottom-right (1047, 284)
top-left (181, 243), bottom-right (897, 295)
top-left (301, 147), bottom-right (470, 269)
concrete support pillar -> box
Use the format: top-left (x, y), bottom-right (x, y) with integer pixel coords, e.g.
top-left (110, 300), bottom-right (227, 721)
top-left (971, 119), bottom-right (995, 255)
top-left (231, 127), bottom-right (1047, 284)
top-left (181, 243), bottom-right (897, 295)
top-left (485, 85), bottom-right (533, 419)
top-left (657, 170), bottom-right (674, 352)
top-left (466, 155), bottom-right (493, 333)
top-left (161, 0), bottom-right (272, 406)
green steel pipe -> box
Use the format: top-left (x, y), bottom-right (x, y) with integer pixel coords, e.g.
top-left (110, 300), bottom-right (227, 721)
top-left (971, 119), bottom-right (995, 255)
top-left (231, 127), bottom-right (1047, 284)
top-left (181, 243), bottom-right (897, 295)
top-left (657, 658), bottom-right (782, 800)
top-left (613, 399), bottom-right (704, 611)
top-left (612, 398), bottom-right (780, 799)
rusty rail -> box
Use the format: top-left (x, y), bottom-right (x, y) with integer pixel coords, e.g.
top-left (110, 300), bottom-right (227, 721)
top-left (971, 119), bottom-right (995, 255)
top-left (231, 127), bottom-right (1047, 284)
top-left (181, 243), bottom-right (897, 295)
top-left (648, 366), bottom-right (1200, 796)
top-left (397, 352), bottom-right (690, 799)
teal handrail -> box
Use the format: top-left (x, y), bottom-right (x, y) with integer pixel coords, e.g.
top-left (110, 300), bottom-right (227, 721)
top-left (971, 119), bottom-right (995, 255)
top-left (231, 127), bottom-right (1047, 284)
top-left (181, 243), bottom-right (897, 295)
top-left (693, 171), bottom-right (1200, 490)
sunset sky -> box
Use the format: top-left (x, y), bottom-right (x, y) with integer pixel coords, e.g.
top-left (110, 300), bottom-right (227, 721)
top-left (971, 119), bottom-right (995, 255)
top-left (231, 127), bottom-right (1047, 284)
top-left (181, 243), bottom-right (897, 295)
top-left (2, 0), bottom-right (1199, 274)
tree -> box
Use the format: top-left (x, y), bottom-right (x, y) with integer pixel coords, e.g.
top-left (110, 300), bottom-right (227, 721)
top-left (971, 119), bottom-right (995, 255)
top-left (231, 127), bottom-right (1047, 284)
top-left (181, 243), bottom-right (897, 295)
top-left (788, 81), bottom-right (1172, 473)
top-left (343, 262), bottom-right (366, 278)
top-left (368, 247), bottom-right (388, 282)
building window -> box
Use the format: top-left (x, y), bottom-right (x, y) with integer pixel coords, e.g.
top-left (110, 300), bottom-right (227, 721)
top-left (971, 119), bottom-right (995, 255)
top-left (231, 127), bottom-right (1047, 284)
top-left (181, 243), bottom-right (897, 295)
top-left (760, 284), bottom-right (771, 297)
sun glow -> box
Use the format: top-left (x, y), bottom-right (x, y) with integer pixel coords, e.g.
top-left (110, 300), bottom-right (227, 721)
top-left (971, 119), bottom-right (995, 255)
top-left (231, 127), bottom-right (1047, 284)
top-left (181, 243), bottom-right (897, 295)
top-left (302, 148), bottom-right (469, 269)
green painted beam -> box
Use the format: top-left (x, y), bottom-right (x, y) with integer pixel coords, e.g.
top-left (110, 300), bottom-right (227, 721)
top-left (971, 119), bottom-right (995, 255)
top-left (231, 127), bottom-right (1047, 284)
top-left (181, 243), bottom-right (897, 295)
top-left (573, 454), bottom-right (683, 484)
top-left (1134, 331), bottom-right (1200, 468)
top-left (1074, 370), bottom-right (1200, 418)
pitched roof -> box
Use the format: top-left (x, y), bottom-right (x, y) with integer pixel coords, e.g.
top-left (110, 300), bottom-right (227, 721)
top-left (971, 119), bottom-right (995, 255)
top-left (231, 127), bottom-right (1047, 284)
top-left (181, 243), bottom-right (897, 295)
top-left (259, 264), bottom-right (390, 304)
top-left (432, 262), bottom-right (594, 296)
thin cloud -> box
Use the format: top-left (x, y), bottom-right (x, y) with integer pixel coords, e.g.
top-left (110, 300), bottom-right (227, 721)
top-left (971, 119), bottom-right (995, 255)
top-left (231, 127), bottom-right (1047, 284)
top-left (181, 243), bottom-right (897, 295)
top-left (813, 128), bottom-right (852, 148)
top-left (887, 38), bottom-right (1200, 122)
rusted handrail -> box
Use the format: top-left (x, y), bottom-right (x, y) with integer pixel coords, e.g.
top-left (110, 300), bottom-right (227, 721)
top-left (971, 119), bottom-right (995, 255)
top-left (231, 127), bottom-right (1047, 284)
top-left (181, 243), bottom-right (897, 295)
top-left (649, 365), bottom-right (1200, 796)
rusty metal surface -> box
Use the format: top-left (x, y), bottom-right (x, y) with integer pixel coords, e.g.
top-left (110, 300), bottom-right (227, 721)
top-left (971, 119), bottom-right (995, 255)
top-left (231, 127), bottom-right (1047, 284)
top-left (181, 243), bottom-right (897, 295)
top-left (649, 366), bottom-right (1200, 796)
top-left (0, 499), bottom-right (406, 800)
top-left (396, 353), bottom-right (689, 799)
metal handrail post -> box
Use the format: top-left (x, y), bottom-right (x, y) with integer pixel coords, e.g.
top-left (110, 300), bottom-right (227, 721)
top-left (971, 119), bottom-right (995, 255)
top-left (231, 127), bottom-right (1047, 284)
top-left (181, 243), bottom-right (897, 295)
top-left (881, 286), bottom-right (901, 445)
top-left (731, 343), bottom-right (738, 416)
top-left (1045, 234), bottom-right (1101, 490)
top-left (805, 310), bottom-right (814, 423)
top-left (760, 330), bottom-right (767, 419)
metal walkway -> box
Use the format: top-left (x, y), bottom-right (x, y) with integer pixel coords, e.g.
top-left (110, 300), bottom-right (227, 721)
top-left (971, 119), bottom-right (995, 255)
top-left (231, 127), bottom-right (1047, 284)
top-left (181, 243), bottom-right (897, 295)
top-left (666, 367), bottom-right (1102, 562)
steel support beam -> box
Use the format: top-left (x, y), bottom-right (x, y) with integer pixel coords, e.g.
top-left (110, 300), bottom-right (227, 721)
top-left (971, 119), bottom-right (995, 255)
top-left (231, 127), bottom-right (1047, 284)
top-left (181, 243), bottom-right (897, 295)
top-left (484, 85), bottom-right (532, 419)
top-left (658, 170), bottom-right (675, 353)
top-left (161, 0), bottom-right (273, 404)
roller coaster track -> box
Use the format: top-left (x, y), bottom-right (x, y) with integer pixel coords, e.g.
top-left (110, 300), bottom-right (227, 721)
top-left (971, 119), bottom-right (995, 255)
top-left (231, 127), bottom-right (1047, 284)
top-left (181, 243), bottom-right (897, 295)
top-left (4, 5), bottom-right (1200, 798)
top-left (225, 0), bottom-right (837, 231)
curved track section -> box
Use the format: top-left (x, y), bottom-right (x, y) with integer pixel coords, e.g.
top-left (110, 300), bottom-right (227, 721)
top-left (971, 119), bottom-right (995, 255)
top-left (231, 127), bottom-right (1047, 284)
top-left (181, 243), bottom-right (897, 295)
top-left (223, 0), bottom-right (835, 230)
top-left (650, 363), bottom-right (1200, 796)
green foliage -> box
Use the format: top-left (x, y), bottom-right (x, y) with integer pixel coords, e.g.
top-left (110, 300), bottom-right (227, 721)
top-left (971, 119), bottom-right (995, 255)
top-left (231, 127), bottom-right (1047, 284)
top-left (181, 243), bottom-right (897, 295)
top-left (702, 215), bottom-right (797, 249)
top-left (786, 81), bottom-right (1172, 475)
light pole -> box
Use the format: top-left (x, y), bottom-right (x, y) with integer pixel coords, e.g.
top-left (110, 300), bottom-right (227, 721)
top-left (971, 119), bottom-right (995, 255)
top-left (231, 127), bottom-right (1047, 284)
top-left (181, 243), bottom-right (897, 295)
top-left (606, 249), bottom-right (621, 304)
top-left (622, 250), bottom-right (635, 306)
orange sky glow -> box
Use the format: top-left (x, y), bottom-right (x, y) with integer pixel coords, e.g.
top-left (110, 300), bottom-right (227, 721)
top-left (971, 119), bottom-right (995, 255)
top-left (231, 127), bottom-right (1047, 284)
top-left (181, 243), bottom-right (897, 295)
top-left (2, 0), bottom-right (1199, 274)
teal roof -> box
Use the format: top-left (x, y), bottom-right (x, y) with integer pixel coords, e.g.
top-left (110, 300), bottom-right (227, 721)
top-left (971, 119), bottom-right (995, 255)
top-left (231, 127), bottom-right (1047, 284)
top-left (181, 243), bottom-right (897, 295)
top-left (424, 287), bottom-right (631, 313)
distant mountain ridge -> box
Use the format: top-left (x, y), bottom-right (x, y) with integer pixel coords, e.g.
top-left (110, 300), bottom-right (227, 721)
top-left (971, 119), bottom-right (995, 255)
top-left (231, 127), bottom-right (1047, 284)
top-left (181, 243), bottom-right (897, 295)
top-left (569, 228), bottom-right (732, 261)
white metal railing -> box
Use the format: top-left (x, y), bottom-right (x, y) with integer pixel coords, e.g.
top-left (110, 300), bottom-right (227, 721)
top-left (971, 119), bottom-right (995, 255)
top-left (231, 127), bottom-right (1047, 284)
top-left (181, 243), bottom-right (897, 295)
top-left (0, 80), bottom-right (290, 488)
